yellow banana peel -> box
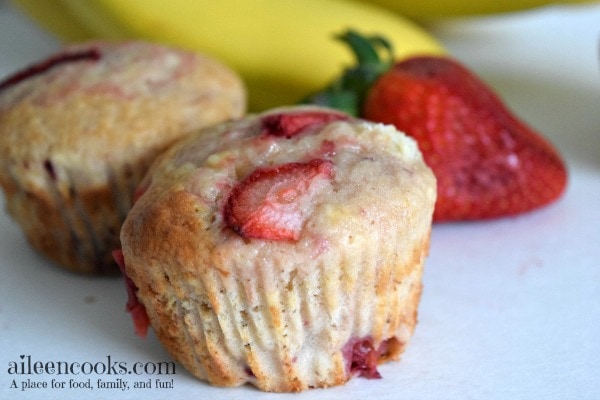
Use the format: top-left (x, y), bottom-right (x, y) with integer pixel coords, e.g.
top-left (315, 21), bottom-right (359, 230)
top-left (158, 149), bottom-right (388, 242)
top-left (361, 0), bottom-right (597, 18)
top-left (11, 0), bottom-right (444, 111)
top-left (10, 0), bottom-right (93, 41)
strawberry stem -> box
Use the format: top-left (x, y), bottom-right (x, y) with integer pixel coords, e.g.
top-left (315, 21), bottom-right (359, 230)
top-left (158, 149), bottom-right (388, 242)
top-left (301, 30), bottom-right (394, 116)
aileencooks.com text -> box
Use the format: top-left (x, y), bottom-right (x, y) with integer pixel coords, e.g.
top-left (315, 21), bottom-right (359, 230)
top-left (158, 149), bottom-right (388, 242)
top-left (7, 354), bottom-right (176, 377)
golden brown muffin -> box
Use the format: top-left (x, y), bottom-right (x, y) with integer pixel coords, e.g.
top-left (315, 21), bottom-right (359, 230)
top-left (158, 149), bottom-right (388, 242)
top-left (0, 40), bottom-right (245, 274)
top-left (118, 106), bottom-right (436, 391)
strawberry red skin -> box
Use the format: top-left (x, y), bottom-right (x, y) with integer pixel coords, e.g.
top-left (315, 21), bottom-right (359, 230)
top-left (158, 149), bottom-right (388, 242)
top-left (363, 56), bottom-right (567, 222)
top-left (224, 159), bottom-right (334, 241)
top-left (261, 110), bottom-right (349, 138)
top-left (0, 48), bottom-right (101, 92)
top-left (112, 249), bottom-right (151, 338)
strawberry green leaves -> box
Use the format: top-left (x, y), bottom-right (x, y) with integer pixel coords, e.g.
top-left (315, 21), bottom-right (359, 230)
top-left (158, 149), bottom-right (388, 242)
top-left (302, 30), bottom-right (394, 116)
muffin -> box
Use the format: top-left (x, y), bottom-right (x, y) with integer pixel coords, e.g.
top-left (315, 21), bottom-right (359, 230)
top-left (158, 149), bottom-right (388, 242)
top-left (117, 106), bottom-right (436, 391)
top-left (0, 40), bottom-right (245, 274)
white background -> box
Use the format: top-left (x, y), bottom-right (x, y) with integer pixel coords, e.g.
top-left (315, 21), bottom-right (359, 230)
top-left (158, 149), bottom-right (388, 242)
top-left (1, 1), bottom-right (599, 399)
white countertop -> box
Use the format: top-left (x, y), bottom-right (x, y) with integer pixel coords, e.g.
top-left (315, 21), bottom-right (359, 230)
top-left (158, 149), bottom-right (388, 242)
top-left (1, 2), bottom-right (599, 399)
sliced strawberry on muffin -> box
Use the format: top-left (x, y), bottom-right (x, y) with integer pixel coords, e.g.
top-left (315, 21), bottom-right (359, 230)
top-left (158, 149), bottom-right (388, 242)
top-left (224, 159), bottom-right (335, 241)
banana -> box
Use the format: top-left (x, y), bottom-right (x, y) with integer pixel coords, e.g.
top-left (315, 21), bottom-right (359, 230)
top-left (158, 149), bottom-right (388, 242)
top-left (10, 0), bottom-right (93, 41)
top-left (11, 0), bottom-right (444, 111)
top-left (360, 0), bottom-right (596, 18)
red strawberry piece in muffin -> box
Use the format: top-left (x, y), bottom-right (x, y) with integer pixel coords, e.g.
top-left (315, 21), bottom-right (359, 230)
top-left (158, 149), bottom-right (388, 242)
top-left (224, 159), bottom-right (335, 241)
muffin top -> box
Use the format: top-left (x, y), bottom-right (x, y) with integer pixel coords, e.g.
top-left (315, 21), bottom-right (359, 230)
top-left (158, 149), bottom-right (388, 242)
top-left (0, 40), bottom-right (245, 189)
top-left (121, 106), bottom-right (436, 277)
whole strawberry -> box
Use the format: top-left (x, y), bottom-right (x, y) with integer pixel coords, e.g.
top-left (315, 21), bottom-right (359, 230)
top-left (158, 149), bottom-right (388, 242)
top-left (304, 30), bottom-right (567, 221)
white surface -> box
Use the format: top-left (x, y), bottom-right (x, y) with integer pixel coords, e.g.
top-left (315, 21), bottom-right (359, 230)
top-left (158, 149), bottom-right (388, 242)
top-left (1, 2), bottom-right (599, 399)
